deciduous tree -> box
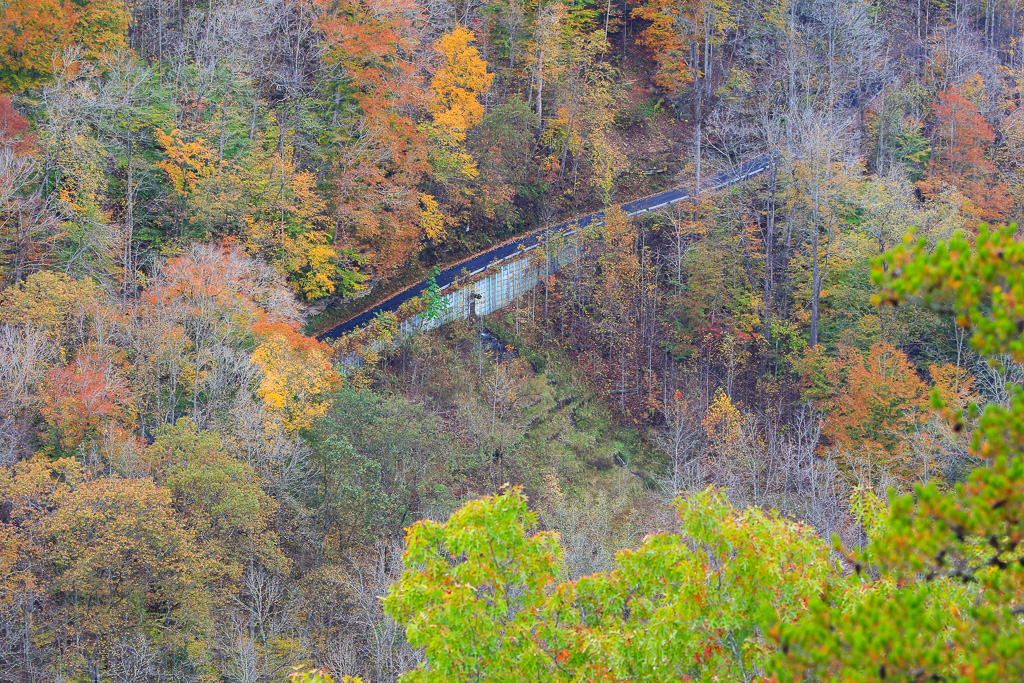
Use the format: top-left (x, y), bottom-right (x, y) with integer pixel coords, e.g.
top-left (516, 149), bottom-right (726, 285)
top-left (775, 223), bottom-right (1024, 680)
top-left (0, 0), bottom-right (128, 93)
top-left (384, 486), bottom-right (838, 681)
top-left (919, 86), bottom-right (1011, 222)
top-left (424, 27), bottom-right (494, 184)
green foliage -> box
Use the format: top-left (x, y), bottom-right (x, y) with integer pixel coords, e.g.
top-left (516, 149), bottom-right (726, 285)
top-left (384, 222), bottom-right (1024, 683)
top-left (614, 96), bottom-right (665, 129)
top-left (422, 265), bottom-right (450, 323)
top-left (770, 223), bottom-right (1024, 681)
top-left (384, 488), bottom-right (563, 682)
top-left (879, 225), bottom-right (1024, 365)
top-left (147, 418), bottom-right (286, 573)
top-left (310, 386), bottom-right (453, 545)
top-left (892, 124), bottom-right (932, 179)
top-left (385, 487), bottom-right (838, 681)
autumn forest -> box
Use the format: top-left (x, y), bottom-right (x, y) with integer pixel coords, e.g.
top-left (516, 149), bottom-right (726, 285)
top-left (2, 0), bottom-right (1024, 680)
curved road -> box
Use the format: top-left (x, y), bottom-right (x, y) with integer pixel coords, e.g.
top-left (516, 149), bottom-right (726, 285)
top-left (318, 153), bottom-right (773, 341)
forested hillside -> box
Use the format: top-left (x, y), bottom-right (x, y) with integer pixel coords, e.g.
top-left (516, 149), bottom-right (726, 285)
top-left (2, 0), bottom-right (1024, 680)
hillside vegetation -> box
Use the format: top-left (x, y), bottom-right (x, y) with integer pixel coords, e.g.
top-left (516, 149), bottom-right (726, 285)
top-left (2, 0), bottom-right (1024, 681)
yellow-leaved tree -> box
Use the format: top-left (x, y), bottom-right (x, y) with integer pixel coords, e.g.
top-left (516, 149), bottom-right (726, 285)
top-left (424, 27), bottom-right (494, 183)
top-left (703, 388), bottom-right (743, 457)
top-left (251, 322), bottom-right (338, 433)
top-left (0, 456), bottom-right (216, 668)
top-left (188, 139), bottom-right (366, 300)
top-left (248, 162), bottom-right (351, 301)
top-left (419, 192), bottom-right (447, 243)
top-left (155, 128), bottom-right (214, 237)
top-left (155, 128), bottom-right (213, 195)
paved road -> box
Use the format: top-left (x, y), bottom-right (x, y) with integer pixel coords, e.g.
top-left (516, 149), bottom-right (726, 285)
top-left (318, 153), bottom-right (774, 341)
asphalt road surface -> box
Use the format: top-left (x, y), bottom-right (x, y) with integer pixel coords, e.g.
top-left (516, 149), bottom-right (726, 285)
top-left (318, 152), bottom-right (774, 341)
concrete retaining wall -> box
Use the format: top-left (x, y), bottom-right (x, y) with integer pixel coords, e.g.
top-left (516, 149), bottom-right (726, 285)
top-left (332, 153), bottom-right (775, 371)
top-left (336, 233), bottom-right (582, 371)
top-left (396, 235), bottom-right (581, 336)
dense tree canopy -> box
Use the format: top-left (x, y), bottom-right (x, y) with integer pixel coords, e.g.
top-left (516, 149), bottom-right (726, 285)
top-left (384, 222), bottom-right (1024, 682)
top-left (4, 0), bottom-right (1024, 679)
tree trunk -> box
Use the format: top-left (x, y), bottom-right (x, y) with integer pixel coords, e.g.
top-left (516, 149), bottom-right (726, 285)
top-left (536, 48), bottom-right (543, 123)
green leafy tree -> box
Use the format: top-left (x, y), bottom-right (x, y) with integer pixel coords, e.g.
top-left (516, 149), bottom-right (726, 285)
top-left (145, 418), bottom-right (287, 575)
top-left (422, 265), bottom-right (450, 323)
top-left (384, 487), bottom-right (838, 682)
top-left (773, 224), bottom-right (1024, 681)
top-left (311, 386), bottom-right (450, 549)
top-left (382, 488), bottom-right (563, 681)
top-left (384, 224), bottom-right (1024, 683)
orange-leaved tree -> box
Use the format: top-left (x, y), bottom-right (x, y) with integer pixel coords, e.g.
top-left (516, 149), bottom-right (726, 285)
top-left (0, 0), bottom-right (128, 93)
top-left (631, 0), bottom-right (733, 100)
top-left (918, 86), bottom-right (1010, 222)
top-left (802, 342), bottom-right (936, 488)
top-left (40, 352), bottom-right (134, 454)
top-left (133, 244), bottom-right (303, 428)
top-left (155, 127), bottom-right (214, 195)
top-left (318, 0), bottom-right (431, 276)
